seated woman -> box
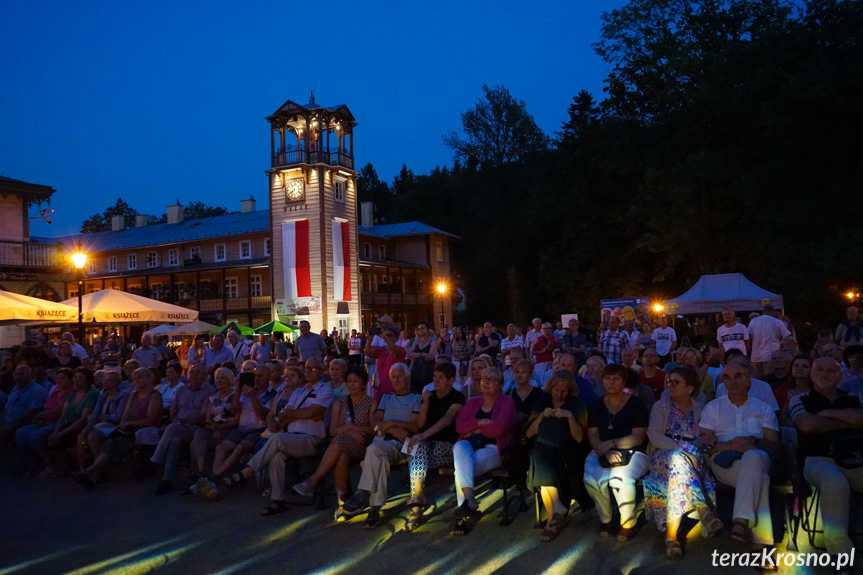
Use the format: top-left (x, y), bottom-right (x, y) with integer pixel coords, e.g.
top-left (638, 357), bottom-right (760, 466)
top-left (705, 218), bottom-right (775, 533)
top-left (198, 365), bottom-right (275, 498)
top-left (507, 358), bottom-right (545, 496)
top-left (326, 359), bottom-right (350, 399)
top-left (526, 369), bottom-right (590, 542)
top-left (402, 362), bottom-right (465, 531)
top-left (49, 341), bottom-right (82, 372)
top-left (189, 367), bottom-right (239, 487)
top-left (584, 363), bottom-right (649, 542)
top-left (463, 356), bottom-right (493, 400)
top-left (74, 368), bottom-right (162, 489)
top-left (680, 348), bottom-right (716, 401)
top-left (644, 366), bottom-right (721, 560)
top-left (44, 368), bottom-right (99, 476)
top-left (76, 370), bottom-right (129, 471)
top-left (291, 365), bottom-right (375, 505)
top-left (451, 366), bottom-right (518, 536)
top-left (157, 363), bottom-right (186, 414)
top-left (339, 364), bottom-right (421, 528)
top-left (15, 367), bottom-right (74, 476)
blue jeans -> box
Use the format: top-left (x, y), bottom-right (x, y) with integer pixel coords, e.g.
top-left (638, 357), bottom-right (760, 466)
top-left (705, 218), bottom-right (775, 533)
top-left (15, 424), bottom-right (56, 460)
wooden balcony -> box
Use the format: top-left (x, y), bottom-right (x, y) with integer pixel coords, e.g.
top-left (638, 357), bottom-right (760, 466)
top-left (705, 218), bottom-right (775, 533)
top-left (0, 240), bottom-right (62, 268)
top-left (197, 296), bottom-right (272, 312)
top-left (272, 149), bottom-right (353, 170)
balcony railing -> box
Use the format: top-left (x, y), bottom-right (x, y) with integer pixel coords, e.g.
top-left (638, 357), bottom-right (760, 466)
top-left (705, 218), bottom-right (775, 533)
top-left (196, 296), bottom-right (272, 312)
top-left (272, 149), bottom-right (353, 170)
top-left (0, 240), bottom-right (62, 268)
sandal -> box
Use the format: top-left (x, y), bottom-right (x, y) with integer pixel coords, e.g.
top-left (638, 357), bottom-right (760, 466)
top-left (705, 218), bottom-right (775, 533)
top-left (452, 517), bottom-right (470, 536)
top-left (540, 513), bottom-right (564, 542)
top-left (261, 500), bottom-right (287, 516)
top-left (406, 493), bottom-right (429, 508)
top-left (701, 512), bottom-right (724, 538)
top-left (223, 471), bottom-right (248, 489)
top-left (729, 520), bottom-right (750, 544)
top-left (453, 501), bottom-right (480, 519)
top-left (403, 510), bottom-right (423, 532)
top-left (665, 539), bottom-right (683, 561)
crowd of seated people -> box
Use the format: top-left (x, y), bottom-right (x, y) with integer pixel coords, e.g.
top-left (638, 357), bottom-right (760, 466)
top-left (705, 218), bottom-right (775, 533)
top-left (1, 307), bottom-right (862, 571)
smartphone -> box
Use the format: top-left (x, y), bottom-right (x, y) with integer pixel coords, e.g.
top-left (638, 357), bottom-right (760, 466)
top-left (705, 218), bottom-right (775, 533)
top-left (239, 372), bottom-right (255, 389)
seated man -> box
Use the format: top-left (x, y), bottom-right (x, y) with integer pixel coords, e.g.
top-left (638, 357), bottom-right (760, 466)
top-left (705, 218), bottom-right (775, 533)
top-left (699, 359), bottom-right (781, 550)
top-left (0, 366), bottom-right (47, 455)
top-left (790, 357), bottom-right (863, 558)
top-left (340, 363), bottom-right (421, 527)
top-left (149, 362), bottom-right (215, 494)
top-left (222, 358), bottom-right (333, 516)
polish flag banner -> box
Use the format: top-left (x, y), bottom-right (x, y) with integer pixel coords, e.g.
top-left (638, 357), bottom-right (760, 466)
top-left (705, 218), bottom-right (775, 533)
top-left (282, 220), bottom-right (311, 298)
top-left (332, 220), bottom-right (351, 301)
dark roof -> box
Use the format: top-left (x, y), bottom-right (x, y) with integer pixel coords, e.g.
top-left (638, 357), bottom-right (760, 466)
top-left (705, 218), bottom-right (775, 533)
top-left (37, 210), bottom-right (270, 254)
top-left (360, 222), bottom-right (459, 240)
top-left (267, 97), bottom-right (357, 125)
top-left (0, 175), bottom-right (55, 204)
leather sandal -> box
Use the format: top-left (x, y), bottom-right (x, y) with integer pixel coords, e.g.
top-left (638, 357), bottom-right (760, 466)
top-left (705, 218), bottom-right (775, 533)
top-left (730, 520), bottom-right (750, 544)
top-left (261, 500), bottom-right (287, 516)
top-left (665, 539), bottom-right (683, 560)
top-left (540, 513), bottom-right (564, 542)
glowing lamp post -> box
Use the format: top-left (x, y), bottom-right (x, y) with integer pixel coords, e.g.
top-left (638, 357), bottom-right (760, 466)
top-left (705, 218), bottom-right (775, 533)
top-left (437, 283), bottom-right (447, 332)
top-left (846, 291), bottom-right (859, 302)
top-left (71, 244), bottom-right (87, 341)
top-left (653, 303), bottom-right (664, 314)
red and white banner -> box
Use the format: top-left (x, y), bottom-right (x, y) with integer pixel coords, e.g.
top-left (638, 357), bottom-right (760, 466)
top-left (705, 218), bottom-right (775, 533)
top-left (282, 220), bottom-right (311, 299)
top-left (332, 220), bottom-right (351, 301)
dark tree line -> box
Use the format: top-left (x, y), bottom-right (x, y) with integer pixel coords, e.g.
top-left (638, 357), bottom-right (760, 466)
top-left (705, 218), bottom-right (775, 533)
top-left (358, 0), bottom-right (863, 329)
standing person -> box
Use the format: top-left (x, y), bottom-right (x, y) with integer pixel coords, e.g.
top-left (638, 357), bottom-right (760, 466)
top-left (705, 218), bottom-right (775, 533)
top-left (790, 357), bottom-right (863, 560)
top-left (560, 319), bottom-right (587, 367)
top-left (366, 326), bottom-right (407, 401)
top-left (717, 309), bottom-right (750, 356)
top-left (623, 320), bottom-right (640, 350)
top-left (101, 336), bottom-right (123, 374)
top-left (132, 335), bottom-right (162, 371)
top-left (652, 316), bottom-right (678, 368)
top-left (250, 335), bottom-right (272, 366)
top-left (531, 323), bottom-right (559, 378)
top-left (188, 335), bottom-right (207, 367)
top-left (638, 321), bottom-right (654, 348)
top-left (747, 304), bottom-right (791, 378)
top-left (600, 317), bottom-right (630, 365)
top-left (524, 318), bottom-right (543, 364)
top-left (321, 330), bottom-right (340, 357)
top-left (699, 359), bottom-right (781, 549)
top-left (475, 322), bottom-right (501, 366)
top-left (203, 334), bottom-right (233, 368)
top-left (408, 322), bottom-right (438, 394)
top-left (293, 321), bottom-right (328, 363)
top-left (273, 333), bottom-right (289, 362)
top-left (177, 338), bottom-right (191, 375)
top-left (437, 328), bottom-right (453, 362)
top-left (225, 331), bottom-right (251, 363)
top-left (347, 329), bottom-right (363, 366)
top-left (835, 305), bottom-right (863, 348)
top-left (451, 328), bottom-right (472, 387)
top-left (499, 324), bottom-right (524, 374)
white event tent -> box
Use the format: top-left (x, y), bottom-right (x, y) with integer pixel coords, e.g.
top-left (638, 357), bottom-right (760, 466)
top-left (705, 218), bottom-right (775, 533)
top-left (0, 290), bottom-right (79, 324)
top-left (661, 273), bottom-right (784, 315)
top-left (58, 289), bottom-right (199, 323)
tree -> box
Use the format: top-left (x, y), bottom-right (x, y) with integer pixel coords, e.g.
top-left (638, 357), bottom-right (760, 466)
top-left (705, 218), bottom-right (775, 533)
top-left (558, 90), bottom-right (600, 144)
top-left (184, 201), bottom-right (228, 220)
top-left (80, 198), bottom-right (139, 233)
top-left (443, 84), bottom-right (549, 169)
top-left (356, 163), bottom-right (392, 224)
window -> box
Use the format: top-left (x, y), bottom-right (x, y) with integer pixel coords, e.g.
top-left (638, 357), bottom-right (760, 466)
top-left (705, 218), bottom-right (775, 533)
top-left (436, 241), bottom-right (443, 262)
top-left (378, 245), bottom-right (386, 260)
top-left (264, 238), bottom-right (271, 256)
top-left (239, 240), bottom-right (251, 260)
top-left (250, 275), bottom-right (263, 297)
top-left (338, 318), bottom-right (348, 338)
top-left (190, 246), bottom-right (201, 260)
top-left (334, 179), bottom-right (346, 202)
top-left (168, 249), bottom-right (179, 266)
top-left (128, 254), bottom-right (137, 270)
top-left (128, 284), bottom-right (141, 294)
top-left (150, 283), bottom-right (165, 300)
top-left (108, 256), bottom-right (117, 273)
top-left (88, 259), bottom-right (97, 274)
top-left (147, 251), bottom-right (158, 268)
top-left (225, 277), bottom-right (238, 298)
top-left (68, 287), bottom-right (79, 298)
top-left (363, 243), bottom-right (371, 259)
top-left (215, 243), bottom-right (226, 262)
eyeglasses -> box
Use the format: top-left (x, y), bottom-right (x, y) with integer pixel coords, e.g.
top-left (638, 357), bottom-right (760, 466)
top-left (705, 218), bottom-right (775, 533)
top-left (480, 377), bottom-right (501, 383)
top-left (665, 378), bottom-right (686, 387)
top-left (305, 366), bottom-right (321, 372)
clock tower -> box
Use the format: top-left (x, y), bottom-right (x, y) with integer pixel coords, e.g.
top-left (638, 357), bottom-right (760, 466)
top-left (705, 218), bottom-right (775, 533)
top-left (266, 93), bottom-right (360, 334)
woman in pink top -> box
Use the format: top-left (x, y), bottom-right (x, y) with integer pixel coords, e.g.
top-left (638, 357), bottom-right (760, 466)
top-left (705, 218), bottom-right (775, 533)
top-left (15, 367), bottom-right (75, 476)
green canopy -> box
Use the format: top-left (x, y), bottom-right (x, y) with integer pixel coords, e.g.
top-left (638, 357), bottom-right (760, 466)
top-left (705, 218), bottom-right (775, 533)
top-left (253, 320), bottom-right (294, 334)
top-left (209, 321), bottom-right (255, 336)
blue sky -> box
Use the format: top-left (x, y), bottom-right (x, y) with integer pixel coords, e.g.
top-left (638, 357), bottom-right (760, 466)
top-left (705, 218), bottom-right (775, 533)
top-left (1, 0), bottom-right (625, 236)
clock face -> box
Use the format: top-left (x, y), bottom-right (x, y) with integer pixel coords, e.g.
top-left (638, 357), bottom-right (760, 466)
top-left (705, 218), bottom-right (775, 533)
top-left (286, 179), bottom-right (304, 201)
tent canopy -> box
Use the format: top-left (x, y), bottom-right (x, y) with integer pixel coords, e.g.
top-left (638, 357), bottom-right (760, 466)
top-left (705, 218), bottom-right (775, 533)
top-left (143, 324), bottom-right (180, 337)
top-left (0, 290), bottom-right (78, 324)
top-left (171, 320), bottom-right (220, 336)
top-left (253, 321), bottom-right (293, 335)
top-left (209, 321), bottom-right (254, 336)
top-left (58, 289), bottom-right (198, 323)
top-left (662, 273), bottom-right (784, 315)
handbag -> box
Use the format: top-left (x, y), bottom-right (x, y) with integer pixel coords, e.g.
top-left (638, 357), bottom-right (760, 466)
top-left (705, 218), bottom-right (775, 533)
top-left (828, 434), bottom-right (863, 469)
top-left (599, 448), bottom-right (635, 468)
top-left (468, 433), bottom-right (488, 451)
top-left (534, 418), bottom-right (569, 451)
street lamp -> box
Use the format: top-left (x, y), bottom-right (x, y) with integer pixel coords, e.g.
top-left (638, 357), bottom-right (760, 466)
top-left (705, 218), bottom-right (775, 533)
top-left (436, 282), bottom-right (447, 332)
top-left (653, 303), bottom-right (664, 314)
top-left (71, 243), bottom-right (87, 342)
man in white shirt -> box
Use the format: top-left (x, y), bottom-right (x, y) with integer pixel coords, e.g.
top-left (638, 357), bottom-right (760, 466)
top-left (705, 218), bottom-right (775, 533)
top-left (700, 359), bottom-right (781, 547)
top-left (524, 318), bottom-right (543, 362)
top-left (717, 309), bottom-right (750, 355)
top-left (651, 315), bottom-right (677, 367)
top-left (747, 304), bottom-right (791, 378)
top-left (499, 323), bottom-right (523, 371)
top-left (226, 331), bottom-right (251, 363)
top-left (623, 320), bottom-right (640, 349)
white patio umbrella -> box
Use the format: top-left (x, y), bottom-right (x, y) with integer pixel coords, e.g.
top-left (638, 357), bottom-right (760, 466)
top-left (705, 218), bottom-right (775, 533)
top-left (143, 324), bottom-right (180, 337)
top-left (58, 289), bottom-right (198, 323)
top-left (0, 290), bottom-right (79, 324)
top-left (170, 319), bottom-right (220, 335)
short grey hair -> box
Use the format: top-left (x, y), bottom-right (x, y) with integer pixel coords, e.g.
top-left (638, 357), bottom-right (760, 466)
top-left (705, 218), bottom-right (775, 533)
top-left (389, 362), bottom-right (411, 381)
